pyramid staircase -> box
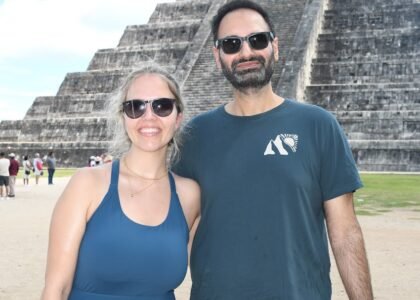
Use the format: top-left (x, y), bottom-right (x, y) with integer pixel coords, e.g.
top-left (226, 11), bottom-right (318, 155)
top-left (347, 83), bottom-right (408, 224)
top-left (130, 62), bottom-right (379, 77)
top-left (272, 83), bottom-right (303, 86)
top-left (305, 0), bottom-right (420, 171)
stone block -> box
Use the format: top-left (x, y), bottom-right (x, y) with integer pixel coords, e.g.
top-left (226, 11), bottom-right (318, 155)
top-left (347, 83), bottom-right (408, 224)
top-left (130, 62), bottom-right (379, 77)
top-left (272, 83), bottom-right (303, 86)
top-left (323, 5), bottom-right (419, 31)
top-left (306, 85), bottom-right (420, 111)
top-left (350, 140), bottom-right (420, 172)
top-left (87, 46), bottom-right (188, 71)
top-left (23, 94), bottom-right (109, 119)
top-left (149, 1), bottom-right (210, 23)
top-left (118, 21), bottom-right (201, 47)
top-left (0, 120), bottom-right (23, 142)
top-left (57, 70), bottom-right (128, 95)
top-left (317, 29), bottom-right (420, 58)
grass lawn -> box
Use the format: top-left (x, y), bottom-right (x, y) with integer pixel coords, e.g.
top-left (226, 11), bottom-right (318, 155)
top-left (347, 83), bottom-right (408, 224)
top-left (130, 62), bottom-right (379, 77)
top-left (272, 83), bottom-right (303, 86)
top-left (354, 173), bottom-right (420, 215)
top-left (54, 168), bottom-right (78, 178)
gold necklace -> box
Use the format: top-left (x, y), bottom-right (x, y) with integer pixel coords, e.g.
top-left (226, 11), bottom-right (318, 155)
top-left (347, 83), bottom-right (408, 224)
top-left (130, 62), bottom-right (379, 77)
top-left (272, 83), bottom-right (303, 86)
top-left (126, 176), bottom-right (156, 198)
top-left (122, 157), bottom-right (168, 198)
top-left (123, 157), bottom-right (168, 181)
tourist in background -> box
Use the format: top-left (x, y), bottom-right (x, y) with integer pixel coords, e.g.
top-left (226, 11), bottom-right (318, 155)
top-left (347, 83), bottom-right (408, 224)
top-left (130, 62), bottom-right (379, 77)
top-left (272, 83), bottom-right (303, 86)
top-left (89, 156), bottom-right (96, 167)
top-left (33, 153), bottom-right (44, 185)
top-left (22, 155), bottom-right (32, 186)
top-left (173, 1), bottom-right (373, 299)
top-left (8, 153), bottom-right (19, 198)
top-left (94, 156), bottom-right (102, 166)
top-left (0, 152), bottom-right (10, 199)
top-left (42, 65), bottom-right (200, 300)
top-left (46, 151), bottom-right (56, 185)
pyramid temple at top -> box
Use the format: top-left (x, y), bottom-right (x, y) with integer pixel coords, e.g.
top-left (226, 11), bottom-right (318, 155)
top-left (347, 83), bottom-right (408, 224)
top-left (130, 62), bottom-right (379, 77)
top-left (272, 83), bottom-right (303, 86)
top-left (0, 0), bottom-right (419, 171)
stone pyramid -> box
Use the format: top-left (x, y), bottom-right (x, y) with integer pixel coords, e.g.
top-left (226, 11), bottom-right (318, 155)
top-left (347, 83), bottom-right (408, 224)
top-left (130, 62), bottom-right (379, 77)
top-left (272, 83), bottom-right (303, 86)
top-left (0, 0), bottom-right (419, 171)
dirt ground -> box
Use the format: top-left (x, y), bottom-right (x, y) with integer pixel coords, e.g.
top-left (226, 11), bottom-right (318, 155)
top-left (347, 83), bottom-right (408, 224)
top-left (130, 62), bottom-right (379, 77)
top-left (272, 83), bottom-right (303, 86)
top-left (0, 176), bottom-right (419, 300)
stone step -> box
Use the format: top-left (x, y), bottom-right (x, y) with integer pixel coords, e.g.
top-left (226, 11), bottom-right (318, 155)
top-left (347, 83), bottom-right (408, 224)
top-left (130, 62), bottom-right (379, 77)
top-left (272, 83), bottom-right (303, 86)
top-left (306, 87), bottom-right (420, 111)
top-left (306, 82), bottom-right (420, 90)
top-left (87, 44), bottom-right (188, 71)
top-left (148, 1), bottom-right (211, 23)
top-left (16, 117), bottom-right (111, 143)
top-left (323, 4), bottom-right (419, 32)
top-left (312, 74), bottom-right (419, 85)
top-left (118, 20), bottom-right (202, 47)
top-left (57, 69), bottom-right (129, 96)
top-left (316, 28), bottom-right (419, 58)
top-left (24, 94), bottom-right (110, 119)
top-left (311, 60), bottom-right (419, 84)
top-left (335, 110), bottom-right (420, 118)
top-left (318, 27), bottom-right (419, 40)
top-left (348, 139), bottom-right (420, 172)
top-left (334, 110), bottom-right (420, 140)
top-left (328, 0), bottom-right (416, 9)
top-left (0, 120), bottom-right (23, 142)
top-left (313, 52), bottom-right (419, 63)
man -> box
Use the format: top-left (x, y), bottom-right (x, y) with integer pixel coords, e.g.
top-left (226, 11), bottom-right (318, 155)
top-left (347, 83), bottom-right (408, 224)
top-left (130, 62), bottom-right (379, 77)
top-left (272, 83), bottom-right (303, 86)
top-left (0, 152), bottom-right (10, 199)
top-left (46, 151), bottom-right (56, 185)
top-left (173, 1), bottom-right (373, 299)
top-left (8, 153), bottom-right (19, 197)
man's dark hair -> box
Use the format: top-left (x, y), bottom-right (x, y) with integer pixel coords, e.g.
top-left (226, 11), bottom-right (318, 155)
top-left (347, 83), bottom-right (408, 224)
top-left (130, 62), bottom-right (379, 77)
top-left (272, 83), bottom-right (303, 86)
top-left (0, 152), bottom-right (4, 157)
top-left (211, 0), bottom-right (275, 42)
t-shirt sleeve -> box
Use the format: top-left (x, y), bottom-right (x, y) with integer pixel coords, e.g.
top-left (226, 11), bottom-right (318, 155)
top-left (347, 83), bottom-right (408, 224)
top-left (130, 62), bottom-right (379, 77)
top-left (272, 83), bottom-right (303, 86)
top-left (319, 111), bottom-right (363, 201)
top-left (172, 122), bottom-right (199, 181)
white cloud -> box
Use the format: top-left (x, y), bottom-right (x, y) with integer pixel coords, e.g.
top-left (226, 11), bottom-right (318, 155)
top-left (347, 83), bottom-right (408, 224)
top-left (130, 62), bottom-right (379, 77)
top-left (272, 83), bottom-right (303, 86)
top-left (0, 0), bottom-right (171, 59)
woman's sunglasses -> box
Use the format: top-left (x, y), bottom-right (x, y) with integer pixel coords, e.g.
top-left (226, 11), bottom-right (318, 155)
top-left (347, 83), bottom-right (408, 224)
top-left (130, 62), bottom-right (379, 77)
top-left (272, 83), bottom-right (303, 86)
top-left (215, 32), bottom-right (274, 54)
top-left (122, 98), bottom-right (177, 119)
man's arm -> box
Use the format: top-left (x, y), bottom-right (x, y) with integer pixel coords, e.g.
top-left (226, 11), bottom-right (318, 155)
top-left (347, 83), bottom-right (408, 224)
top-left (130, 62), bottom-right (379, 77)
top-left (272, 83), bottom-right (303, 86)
top-left (324, 193), bottom-right (373, 300)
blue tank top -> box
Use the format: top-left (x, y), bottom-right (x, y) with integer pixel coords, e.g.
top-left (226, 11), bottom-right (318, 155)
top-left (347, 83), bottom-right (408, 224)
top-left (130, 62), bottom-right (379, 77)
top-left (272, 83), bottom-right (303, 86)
top-left (69, 160), bottom-right (189, 300)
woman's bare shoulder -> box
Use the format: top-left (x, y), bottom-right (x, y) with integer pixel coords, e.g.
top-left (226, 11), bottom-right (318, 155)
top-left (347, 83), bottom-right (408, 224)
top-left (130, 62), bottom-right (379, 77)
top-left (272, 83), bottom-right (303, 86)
top-left (61, 164), bottom-right (113, 204)
top-left (171, 172), bottom-right (200, 196)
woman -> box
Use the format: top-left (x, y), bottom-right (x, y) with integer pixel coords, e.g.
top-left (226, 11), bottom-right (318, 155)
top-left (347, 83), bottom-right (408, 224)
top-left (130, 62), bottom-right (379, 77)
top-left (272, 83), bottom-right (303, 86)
top-left (33, 153), bottom-right (43, 184)
top-left (22, 155), bottom-right (32, 185)
top-left (42, 65), bottom-right (201, 300)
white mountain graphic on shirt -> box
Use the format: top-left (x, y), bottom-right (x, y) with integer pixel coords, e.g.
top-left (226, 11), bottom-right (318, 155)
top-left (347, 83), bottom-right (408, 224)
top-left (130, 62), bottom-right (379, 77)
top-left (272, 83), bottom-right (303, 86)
top-left (264, 134), bottom-right (298, 156)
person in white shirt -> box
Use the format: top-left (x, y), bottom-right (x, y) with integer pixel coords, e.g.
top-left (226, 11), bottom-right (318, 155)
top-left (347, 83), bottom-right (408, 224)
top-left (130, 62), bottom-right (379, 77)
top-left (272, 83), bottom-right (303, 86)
top-left (0, 152), bottom-right (11, 199)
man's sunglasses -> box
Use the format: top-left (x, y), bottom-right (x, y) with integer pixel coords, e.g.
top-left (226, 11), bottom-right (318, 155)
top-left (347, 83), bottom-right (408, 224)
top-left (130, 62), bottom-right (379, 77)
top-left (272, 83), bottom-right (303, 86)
top-left (122, 98), bottom-right (178, 119)
top-left (215, 32), bottom-right (274, 54)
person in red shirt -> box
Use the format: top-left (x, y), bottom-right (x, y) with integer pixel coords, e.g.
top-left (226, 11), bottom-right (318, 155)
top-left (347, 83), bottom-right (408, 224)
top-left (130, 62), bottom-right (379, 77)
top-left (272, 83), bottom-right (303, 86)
top-left (8, 153), bottom-right (19, 197)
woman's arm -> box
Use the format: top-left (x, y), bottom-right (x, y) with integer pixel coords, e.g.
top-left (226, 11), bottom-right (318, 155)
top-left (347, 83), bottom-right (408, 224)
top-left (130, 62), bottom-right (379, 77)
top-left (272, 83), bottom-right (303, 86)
top-left (41, 168), bottom-right (99, 300)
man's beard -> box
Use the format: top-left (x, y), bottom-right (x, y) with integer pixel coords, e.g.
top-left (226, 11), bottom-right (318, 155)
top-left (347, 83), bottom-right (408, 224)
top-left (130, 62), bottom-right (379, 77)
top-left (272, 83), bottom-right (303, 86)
top-left (220, 52), bottom-right (275, 93)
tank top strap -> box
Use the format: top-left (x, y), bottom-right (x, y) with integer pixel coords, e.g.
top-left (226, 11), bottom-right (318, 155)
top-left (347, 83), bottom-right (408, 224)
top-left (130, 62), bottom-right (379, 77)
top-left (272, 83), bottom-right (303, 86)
top-left (110, 160), bottom-right (120, 186)
top-left (168, 171), bottom-right (176, 193)
top-left (167, 171), bottom-right (189, 241)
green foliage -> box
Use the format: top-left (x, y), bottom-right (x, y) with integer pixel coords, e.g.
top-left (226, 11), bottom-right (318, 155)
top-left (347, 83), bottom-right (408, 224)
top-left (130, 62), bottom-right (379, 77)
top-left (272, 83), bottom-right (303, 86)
top-left (354, 174), bottom-right (420, 215)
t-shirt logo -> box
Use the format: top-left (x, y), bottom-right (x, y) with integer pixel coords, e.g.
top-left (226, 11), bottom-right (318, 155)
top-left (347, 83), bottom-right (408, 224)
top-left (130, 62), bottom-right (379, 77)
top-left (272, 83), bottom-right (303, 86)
top-left (264, 134), bottom-right (298, 156)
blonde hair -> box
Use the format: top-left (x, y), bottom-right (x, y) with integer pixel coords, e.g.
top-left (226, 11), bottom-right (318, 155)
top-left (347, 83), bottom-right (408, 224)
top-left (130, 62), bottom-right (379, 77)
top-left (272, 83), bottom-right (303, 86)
top-left (106, 64), bottom-right (184, 166)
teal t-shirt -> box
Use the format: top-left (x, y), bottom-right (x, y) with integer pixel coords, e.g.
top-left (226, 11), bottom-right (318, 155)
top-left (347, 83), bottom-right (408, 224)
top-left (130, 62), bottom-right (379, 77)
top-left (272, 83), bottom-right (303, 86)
top-left (173, 99), bottom-right (362, 300)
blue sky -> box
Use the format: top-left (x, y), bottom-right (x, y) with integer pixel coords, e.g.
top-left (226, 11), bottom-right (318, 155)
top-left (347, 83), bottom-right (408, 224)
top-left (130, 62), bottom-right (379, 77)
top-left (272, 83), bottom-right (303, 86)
top-left (0, 0), bottom-right (174, 121)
